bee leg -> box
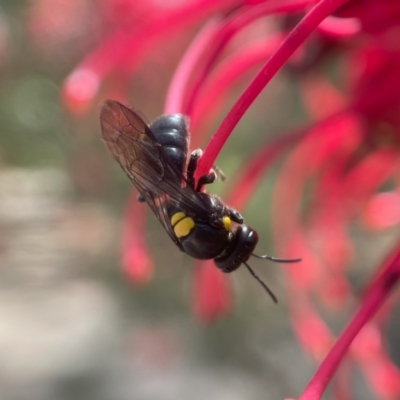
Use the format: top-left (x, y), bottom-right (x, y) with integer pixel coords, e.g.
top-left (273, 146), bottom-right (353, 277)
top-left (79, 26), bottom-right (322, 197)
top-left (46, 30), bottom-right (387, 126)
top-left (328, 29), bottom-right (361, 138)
top-left (137, 194), bottom-right (146, 202)
top-left (187, 149), bottom-right (220, 192)
top-left (186, 149), bottom-right (202, 190)
top-left (196, 171), bottom-right (216, 192)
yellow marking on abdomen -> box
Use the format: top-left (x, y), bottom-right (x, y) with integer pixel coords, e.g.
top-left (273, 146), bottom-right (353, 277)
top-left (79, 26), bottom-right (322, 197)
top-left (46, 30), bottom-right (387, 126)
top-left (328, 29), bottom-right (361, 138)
top-left (173, 217), bottom-right (195, 238)
top-left (170, 211), bottom-right (186, 226)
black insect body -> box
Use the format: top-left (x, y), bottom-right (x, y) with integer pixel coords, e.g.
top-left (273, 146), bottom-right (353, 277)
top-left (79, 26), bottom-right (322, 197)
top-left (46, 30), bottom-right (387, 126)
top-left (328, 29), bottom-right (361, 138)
top-left (149, 114), bottom-right (189, 176)
top-left (100, 99), bottom-right (299, 302)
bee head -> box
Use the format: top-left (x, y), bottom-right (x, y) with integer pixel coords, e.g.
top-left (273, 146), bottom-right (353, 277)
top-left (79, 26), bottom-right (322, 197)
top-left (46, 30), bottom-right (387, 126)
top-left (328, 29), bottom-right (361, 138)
top-left (214, 225), bottom-right (258, 273)
top-left (214, 225), bottom-right (301, 303)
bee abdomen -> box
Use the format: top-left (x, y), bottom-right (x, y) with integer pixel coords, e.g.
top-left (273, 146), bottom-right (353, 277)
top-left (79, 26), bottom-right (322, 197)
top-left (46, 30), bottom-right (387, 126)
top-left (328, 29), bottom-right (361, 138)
top-left (150, 114), bottom-right (189, 174)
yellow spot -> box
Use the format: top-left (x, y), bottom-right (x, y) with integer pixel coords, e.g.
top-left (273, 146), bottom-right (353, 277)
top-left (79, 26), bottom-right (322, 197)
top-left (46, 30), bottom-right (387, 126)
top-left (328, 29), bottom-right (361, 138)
top-left (174, 217), bottom-right (195, 238)
top-left (222, 216), bottom-right (231, 231)
top-left (171, 212), bottom-right (186, 226)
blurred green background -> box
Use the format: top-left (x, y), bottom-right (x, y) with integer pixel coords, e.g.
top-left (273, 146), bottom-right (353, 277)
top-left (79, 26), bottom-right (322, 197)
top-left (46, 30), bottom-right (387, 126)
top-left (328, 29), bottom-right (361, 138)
top-left (0, 1), bottom-right (383, 400)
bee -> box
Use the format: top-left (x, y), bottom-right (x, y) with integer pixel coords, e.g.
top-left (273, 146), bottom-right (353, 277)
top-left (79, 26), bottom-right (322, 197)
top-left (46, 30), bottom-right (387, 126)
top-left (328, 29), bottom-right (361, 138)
top-left (100, 100), bottom-right (300, 302)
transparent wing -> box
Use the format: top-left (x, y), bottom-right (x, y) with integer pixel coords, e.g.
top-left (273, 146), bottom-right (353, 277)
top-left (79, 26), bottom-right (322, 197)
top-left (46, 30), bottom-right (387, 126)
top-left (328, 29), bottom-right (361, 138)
top-left (100, 99), bottom-right (210, 245)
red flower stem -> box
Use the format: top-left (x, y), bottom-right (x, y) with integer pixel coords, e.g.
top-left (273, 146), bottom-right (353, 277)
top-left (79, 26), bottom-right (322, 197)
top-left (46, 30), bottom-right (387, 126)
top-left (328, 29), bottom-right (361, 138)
top-left (121, 189), bottom-right (154, 284)
top-left (225, 129), bottom-right (302, 210)
top-left (190, 34), bottom-right (284, 137)
top-left (164, 18), bottom-right (222, 114)
top-left (64, 0), bottom-right (240, 102)
top-left (226, 107), bottom-right (351, 210)
top-left (185, 0), bottom-right (313, 117)
top-left (298, 248), bottom-right (400, 400)
top-left (317, 15), bottom-right (360, 38)
top-left (195, 0), bottom-right (350, 182)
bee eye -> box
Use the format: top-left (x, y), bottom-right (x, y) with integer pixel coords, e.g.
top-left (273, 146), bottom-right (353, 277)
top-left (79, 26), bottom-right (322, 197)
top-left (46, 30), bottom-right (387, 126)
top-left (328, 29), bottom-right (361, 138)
top-left (243, 229), bottom-right (258, 248)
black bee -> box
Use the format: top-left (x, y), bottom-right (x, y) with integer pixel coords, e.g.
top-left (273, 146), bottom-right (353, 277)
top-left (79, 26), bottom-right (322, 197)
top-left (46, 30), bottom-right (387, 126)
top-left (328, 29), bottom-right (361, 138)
top-left (100, 99), bottom-right (300, 302)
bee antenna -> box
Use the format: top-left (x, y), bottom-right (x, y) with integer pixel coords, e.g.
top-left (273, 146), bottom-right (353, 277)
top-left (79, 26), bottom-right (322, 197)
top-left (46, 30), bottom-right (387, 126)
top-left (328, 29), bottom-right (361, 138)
top-left (252, 253), bottom-right (302, 263)
top-left (243, 262), bottom-right (278, 303)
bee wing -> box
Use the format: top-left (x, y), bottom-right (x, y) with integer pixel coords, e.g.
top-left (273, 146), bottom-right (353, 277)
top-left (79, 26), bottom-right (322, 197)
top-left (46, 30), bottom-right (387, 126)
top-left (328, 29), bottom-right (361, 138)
top-left (100, 100), bottom-right (210, 245)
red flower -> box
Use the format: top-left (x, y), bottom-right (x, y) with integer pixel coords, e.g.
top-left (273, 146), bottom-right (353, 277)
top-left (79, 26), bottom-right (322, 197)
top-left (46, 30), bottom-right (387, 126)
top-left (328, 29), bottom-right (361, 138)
top-left (62, 0), bottom-right (400, 398)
